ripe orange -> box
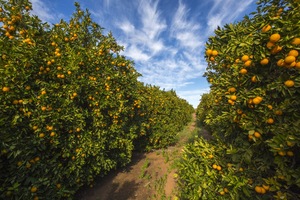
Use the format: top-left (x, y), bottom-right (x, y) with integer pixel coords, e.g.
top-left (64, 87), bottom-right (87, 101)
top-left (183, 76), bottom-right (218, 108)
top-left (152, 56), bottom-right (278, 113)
top-left (295, 62), bottom-right (300, 69)
top-left (262, 25), bottom-right (271, 33)
top-left (206, 49), bottom-right (212, 56)
top-left (230, 95), bottom-right (237, 101)
top-left (50, 132), bottom-right (55, 137)
top-left (284, 80), bottom-right (294, 87)
top-left (255, 186), bottom-right (262, 193)
top-left (241, 55), bottom-right (249, 62)
top-left (223, 188), bottom-right (229, 193)
top-left (2, 86), bottom-right (10, 92)
top-left (266, 41), bottom-right (275, 49)
top-left (275, 110), bottom-right (283, 115)
top-left (286, 141), bottom-right (295, 147)
top-left (30, 186), bottom-right (38, 193)
top-left (239, 68), bottom-right (247, 74)
top-left (267, 118), bottom-right (274, 124)
top-left (291, 38), bottom-right (300, 45)
top-left (271, 45), bottom-right (282, 54)
top-left (278, 151), bottom-right (286, 156)
top-left (216, 165), bottom-right (222, 171)
top-left (251, 76), bottom-right (257, 82)
top-left (288, 50), bottom-right (299, 57)
top-left (284, 56), bottom-right (296, 64)
top-left (277, 59), bottom-right (285, 67)
top-left (262, 185), bottom-right (270, 191)
top-left (212, 164), bottom-right (217, 169)
top-left (212, 50), bottom-right (218, 56)
top-left (210, 57), bottom-right (215, 61)
top-left (39, 133), bottom-right (45, 138)
top-left (253, 97), bottom-right (262, 104)
top-left (254, 132), bottom-right (261, 138)
top-left (267, 105), bottom-right (273, 110)
top-left (219, 191), bottom-right (225, 195)
top-left (260, 58), bottom-right (269, 65)
top-left (244, 60), bottom-right (252, 67)
top-left (41, 106), bottom-right (47, 111)
top-left (228, 87), bottom-right (236, 93)
top-left (269, 33), bottom-right (280, 43)
top-left (287, 151), bottom-right (294, 157)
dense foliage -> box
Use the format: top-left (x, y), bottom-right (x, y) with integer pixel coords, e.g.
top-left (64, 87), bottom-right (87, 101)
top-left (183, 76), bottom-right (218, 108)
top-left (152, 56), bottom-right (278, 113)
top-left (0, 0), bottom-right (193, 199)
top-left (179, 0), bottom-right (300, 199)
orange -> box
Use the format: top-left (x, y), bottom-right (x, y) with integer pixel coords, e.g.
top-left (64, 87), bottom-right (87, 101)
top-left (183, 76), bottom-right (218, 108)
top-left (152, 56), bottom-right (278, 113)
top-left (267, 118), bottom-right (274, 124)
top-left (271, 45), bottom-right (282, 54)
top-left (294, 62), bottom-right (300, 69)
top-left (284, 56), bottom-right (296, 64)
top-left (50, 132), bottom-right (55, 137)
top-left (286, 141), bottom-right (295, 147)
top-left (39, 133), bottom-right (45, 138)
top-left (260, 58), bottom-right (269, 65)
top-left (277, 59), bottom-right (285, 67)
top-left (212, 164), bottom-right (217, 169)
top-left (278, 151), bottom-right (286, 156)
top-left (219, 191), bottom-right (225, 195)
top-left (2, 86), bottom-right (10, 92)
top-left (228, 99), bottom-right (234, 105)
top-left (41, 106), bottom-right (47, 111)
top-left (239, 68), bottom-right (247, 74)
top-left (230, 95), bottom-right (237, 101)
top-left (244, 60), bottom-right (252, 67)
top-left (275, 110), bottom-right (283, 115)
top-left (228, 87), bottom-right (236, 93)
top-left (288, 50), bottom-right (299, 57)
top-left (269, 33), bottom-right (280, 43)
top-left (206, 49), bottom-right (212, 56)
top-left (262, 24), bottom-right (271, 33)
top-left (224, 188), bottom-right (229, 193)
top-left (266, 41), bottom-right (275, 49)
top-left (56, 183), bottom-right (61, 189)
top-left (291, 38), bottom-right (300, 45)
top-left (255, 186), bottom-right (262, 193)
top-left (212, 50), bottom-right (218, 56)
top-left (30, 186), bottom-right (38, 193)
top-left (210, 57), bottom-right (215, 61)
top-left (241, 55), bottom-right (249, 62)
top-left (253, 97), bottom-right (262, 104)
top-left (284, 80), bottom-right (294, 87)
top-left (267, 105), bottom-right (273, 110)
top-left (254, 132), bottom-right (261, 138)
top-left (251, 76), bottom-right (257, 82)
top-left (287, 151), bottom-right (294, 157)
top-left (216, 165), bottom-right (222, 171)
top-left (262, 185), bottom-right (270, 191)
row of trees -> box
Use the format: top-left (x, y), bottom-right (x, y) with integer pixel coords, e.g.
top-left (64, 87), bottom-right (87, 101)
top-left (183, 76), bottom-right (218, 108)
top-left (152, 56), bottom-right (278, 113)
top-left (178, 0), bottom-right (299, 199)
top-left (0, 1), bottom-right (193, 199)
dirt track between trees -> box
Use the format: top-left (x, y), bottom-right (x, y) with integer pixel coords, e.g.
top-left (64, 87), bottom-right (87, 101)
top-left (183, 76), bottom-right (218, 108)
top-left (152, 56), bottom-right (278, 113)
top-left (76, 113), bottom-right (197, 200)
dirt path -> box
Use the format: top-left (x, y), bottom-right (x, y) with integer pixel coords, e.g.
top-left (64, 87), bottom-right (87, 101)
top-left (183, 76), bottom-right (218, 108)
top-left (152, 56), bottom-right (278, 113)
top-left (76, 113), bottom-right (197, 200)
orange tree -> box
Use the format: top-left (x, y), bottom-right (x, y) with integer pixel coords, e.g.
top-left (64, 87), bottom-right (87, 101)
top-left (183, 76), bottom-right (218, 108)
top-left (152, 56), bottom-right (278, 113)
top-left (178, 0), bottom-right (300, 199)
top-left (133, 84), bottom-right (194, 151)
top-left (0, 0), bottom-right (141, 199)
top-left (0, 0), bottom-right (194, 199)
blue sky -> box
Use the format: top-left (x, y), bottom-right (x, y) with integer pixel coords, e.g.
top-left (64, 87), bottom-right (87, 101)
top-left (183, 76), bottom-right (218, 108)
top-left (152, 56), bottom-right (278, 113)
top-left (30, 0), bottom-right (257, 108)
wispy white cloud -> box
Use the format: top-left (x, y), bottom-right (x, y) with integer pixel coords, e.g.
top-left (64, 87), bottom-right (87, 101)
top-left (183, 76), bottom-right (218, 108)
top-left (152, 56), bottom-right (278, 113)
top-left (206, 0), bottom-right (255, 34)
top-left (31, 0), bottom-right (63, 23)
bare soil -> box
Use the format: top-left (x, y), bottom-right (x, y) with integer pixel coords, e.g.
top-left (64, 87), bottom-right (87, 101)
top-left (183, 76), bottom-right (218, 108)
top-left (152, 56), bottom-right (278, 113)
top-left (76, 113), bottom-right (197, 200)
